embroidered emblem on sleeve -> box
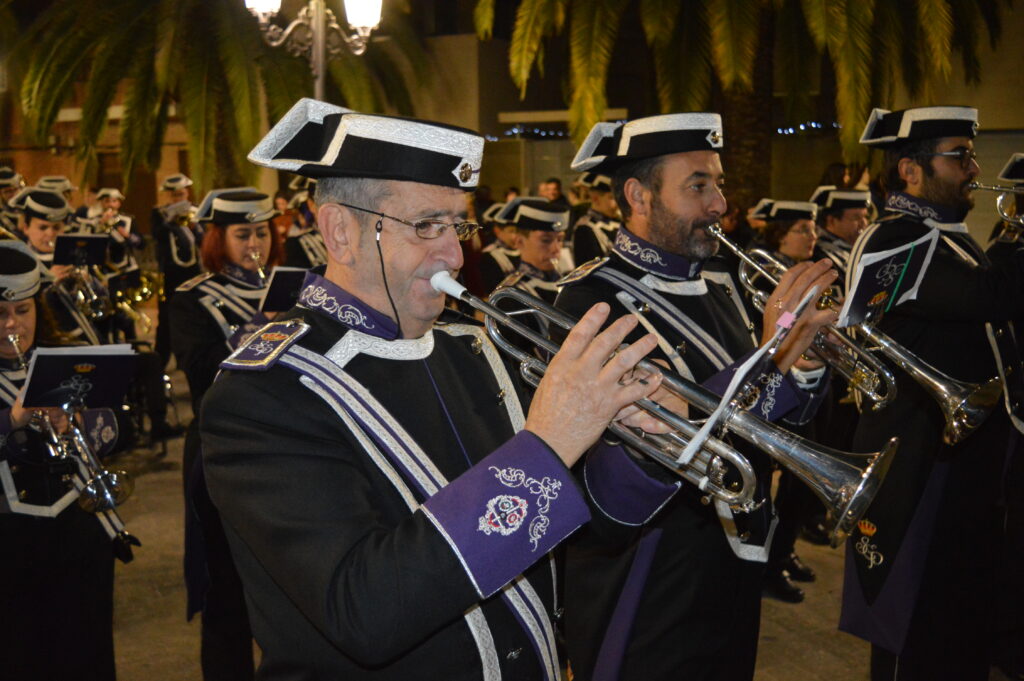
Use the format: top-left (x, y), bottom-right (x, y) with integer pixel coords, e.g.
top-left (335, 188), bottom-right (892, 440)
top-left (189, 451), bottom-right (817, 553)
top-left (479, 495), bottom-right (529, 536)
top-left (759, 372), bottom-right (784, 419)
top-left (482, 466), bottom-right (562, 551)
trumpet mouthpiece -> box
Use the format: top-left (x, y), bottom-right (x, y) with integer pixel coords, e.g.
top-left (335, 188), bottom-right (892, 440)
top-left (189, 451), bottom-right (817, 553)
top-left (430, 271), bottom-right (466, 298)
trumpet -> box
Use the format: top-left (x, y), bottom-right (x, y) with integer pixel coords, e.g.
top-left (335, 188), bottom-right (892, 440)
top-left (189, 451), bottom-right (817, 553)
top-left (431, 272), bottom-right (896, 546)
top-left (970, 182), bottom-right (1024, 230)
top-left (7, 334), bottom-right (141, 561)
top-left (708, 224), bottom-right (898, 410)
top-left (249, 251), bottom-right (268, 286)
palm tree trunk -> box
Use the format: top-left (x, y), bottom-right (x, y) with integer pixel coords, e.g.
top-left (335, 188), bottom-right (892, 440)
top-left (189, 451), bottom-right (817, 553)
top-left (718, 7), bottom-right (774, 217)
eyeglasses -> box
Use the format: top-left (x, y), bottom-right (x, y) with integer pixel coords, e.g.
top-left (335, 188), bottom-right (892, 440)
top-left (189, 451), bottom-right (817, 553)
top-left (333, 201), bottom-right (481, 241)
top-left (922, 147), bottom-right (978, 169)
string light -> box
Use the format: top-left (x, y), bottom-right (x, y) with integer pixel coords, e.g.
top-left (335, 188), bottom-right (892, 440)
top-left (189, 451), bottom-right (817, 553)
top-left (775, 120), bottom-right (842, 135)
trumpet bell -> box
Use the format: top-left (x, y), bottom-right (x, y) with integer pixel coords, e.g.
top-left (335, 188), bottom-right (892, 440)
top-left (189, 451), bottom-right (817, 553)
top-left (78, 470), bottom-right (134, 513)
top-left (827, 437), bottom-right (897, 546)
top-left (944, 376), bottom-right (1003, 445)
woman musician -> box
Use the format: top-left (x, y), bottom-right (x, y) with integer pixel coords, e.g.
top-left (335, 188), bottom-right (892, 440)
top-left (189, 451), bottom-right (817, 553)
top-left (170, 188), bottom-right (283, 681)
top-left (0, 241), bottom-right (125, 680)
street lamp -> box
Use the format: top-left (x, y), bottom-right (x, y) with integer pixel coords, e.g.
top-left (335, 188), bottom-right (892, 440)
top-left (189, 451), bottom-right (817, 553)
top-left (245, 0), bottom-right (382, 100)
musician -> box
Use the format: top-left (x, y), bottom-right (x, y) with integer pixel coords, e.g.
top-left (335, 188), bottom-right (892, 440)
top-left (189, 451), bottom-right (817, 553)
top-left (0, 240), bottom-right (122, 681)
top-left (571, 172), bottom-right (621, 264)
top-left (0, 167), bottom-right (24, 237)
top-left (842, 106), bottom-right (1024, 681)
top-left (478, 201), bottom-right (521, 294)
top-left (152, 174), bottom-right (202, 367)
top-left (170, 188), bottom-right (281, 681)
top-left (554, 113), bottom-right (838, 681)
top-left (200, 98), bottom-right (675, 680)
top-left (984, 151), bottom-right (1024, 681)
top-left (283, 180), bottom-right (328, 269)
top-left (809, 185), bottom-right (872, 274)
top-left (744, 199), bottom-right (826, 604)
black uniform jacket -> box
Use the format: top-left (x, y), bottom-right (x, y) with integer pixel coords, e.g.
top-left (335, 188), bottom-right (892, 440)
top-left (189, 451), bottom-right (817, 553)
top-left (840, 201), bottom-right (1024, 654)
top-left (199, 271), bottom-right (679, 680)
top-left (554, 227), bottom-right (825, 681)
top-left (571, 209), bottom-right (620, 265)
top-left (284, 225), bottom-right (328, 269)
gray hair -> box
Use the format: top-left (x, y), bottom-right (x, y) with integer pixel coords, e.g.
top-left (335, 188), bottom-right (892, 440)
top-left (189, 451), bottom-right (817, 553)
top-left (314, 177), bottom-right (393, 228)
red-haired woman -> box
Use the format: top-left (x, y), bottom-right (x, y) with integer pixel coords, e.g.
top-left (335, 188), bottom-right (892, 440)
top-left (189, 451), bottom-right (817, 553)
top-left (170, 188), bottom-right (282, 681)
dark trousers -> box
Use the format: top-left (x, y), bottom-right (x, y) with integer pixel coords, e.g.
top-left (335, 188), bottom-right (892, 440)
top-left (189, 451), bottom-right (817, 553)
top-left (0, 508), bottom-right (116, 681)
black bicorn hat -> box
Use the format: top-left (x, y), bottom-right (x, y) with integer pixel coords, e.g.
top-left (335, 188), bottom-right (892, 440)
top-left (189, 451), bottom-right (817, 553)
top-left (0, 240), bottom-right (43, 301)
top-left (808, 185), bottom-right (871, 212)
top-left (571, 113), bottom-right (725, 174)
top-left (195, 188), bottom-right (278, 226)
top-left (8, 187), bottom-right (71, 222)
top-left (997, 153), bottom-right (1024, 185)
top-left (750, 198), bottom-right (818, 222)
top-left (578, 171), bottom-right (613, 193)
top-left (248, 98), bottom-right (484, 190)
top-left (96, 187), bottom-right (126, 201)
top-left (860, 106), bottom-right (978, 148)
top-left (0, 167), bottom-right (24, 189)
top-left (35, 175), bottom-right (77, 194)
top-left (495, 197), bottom-right (571, 233)
top-left (161, 174), bottom-right (193, 191)
top-left (480, 201), bottom-right (506, 226)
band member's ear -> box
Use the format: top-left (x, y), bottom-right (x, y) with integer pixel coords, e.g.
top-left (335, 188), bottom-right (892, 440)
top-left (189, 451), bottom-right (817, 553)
top-left (898, 156), bottom-right (922, 191)
top-left (623, 177), bottom-right (650, 218)
top-left (318, 203), bottom-right (357, 266)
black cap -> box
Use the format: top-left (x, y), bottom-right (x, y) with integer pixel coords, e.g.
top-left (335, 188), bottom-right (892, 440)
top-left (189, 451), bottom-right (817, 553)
top-left (749, 199), bottom-right (818, 222)
top-left (572, 113), bottom-right (724, 174)
top-left (860, 106), bottom-right (978, 148)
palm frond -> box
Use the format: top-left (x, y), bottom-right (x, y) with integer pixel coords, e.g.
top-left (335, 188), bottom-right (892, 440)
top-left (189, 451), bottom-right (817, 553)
top-left (868, 0), bottom-right (903, 106)
top-left (947, 0), bottom-right (981, 83)
top-left (706, 0), bottom-right (762, 91)
top-left (154, 0), bottom-right (196, 93)
top-left (653, 0), bottom-right (712, 113)
top-left (328, 50), bottom-right (380, 112)
top-left (509, 0), bottom-right (567, 97)
top-left (827, 0), bottom-right (875, 159)
top-left (639, 0), bottom-right (682, 47)
top-left (474, 0), bottom-right (496, 40)
top-left (799, 0), bottom-right (830, 50)
top-left (976, 0), bottom-right (1005, 49)
top-left (895, 1), bottom-right (927, 100)
top-left (212, 1), bottom-right (264, 160)
top-left (364, 46), bottom-right (416, 116)
top-left (567, 0), bottom-right (629, 143)
top-left (917, 0), bottom-right (953, 81)
top-left (258, 48), bottom-right (314, 123)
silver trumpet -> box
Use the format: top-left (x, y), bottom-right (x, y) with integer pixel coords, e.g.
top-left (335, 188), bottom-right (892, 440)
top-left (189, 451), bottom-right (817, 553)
top-left (249, 251), bottom-right (268, 286)
top-left (708, 224), bottom-right (898, 411)
top-left (970, 182), bottom-right (1024, 236)
top-left (711, 226), bottom-right (1003, 444)
top-left (431, 272), bottom-right (896, 546)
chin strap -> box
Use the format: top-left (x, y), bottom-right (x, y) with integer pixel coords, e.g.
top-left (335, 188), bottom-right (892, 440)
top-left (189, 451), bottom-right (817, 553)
top-left (375, 217), bottom-right (403, 339)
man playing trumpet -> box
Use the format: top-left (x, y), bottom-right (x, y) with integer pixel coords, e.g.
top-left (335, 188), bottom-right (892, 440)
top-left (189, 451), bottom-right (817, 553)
top-left (200, 99), bottom-right (694, 680)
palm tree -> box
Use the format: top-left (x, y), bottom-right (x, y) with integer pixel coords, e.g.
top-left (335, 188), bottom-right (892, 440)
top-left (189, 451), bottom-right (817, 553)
top-left (476, 0), bottom-right (1010, 210)
top-left (6, 0), bottom-right (429, 194)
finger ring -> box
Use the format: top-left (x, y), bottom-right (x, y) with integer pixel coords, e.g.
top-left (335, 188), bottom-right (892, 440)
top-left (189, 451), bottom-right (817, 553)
top-left (775, 299), bottom-right (784, 311)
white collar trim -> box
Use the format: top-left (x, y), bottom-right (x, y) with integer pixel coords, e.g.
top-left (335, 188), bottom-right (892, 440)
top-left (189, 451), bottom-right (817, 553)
top-left (327, 328), bottom-right (434, 368)
top-left (639, 273), bottom-right (708, 295)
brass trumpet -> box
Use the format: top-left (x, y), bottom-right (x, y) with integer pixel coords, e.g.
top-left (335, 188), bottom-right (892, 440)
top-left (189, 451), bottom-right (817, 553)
top-left (708, 224), bottom-right (898, 411)
top-left (970, 181), bottom-right (1024, 232)
top-left (431, 272), bottom-right (896, 546)
top-left (249, 251), bottom-right (268, 287)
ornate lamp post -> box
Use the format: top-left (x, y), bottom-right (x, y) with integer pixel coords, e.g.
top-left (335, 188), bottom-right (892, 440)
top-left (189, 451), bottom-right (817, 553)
top-left (245, 0), bottom-right (382, 100)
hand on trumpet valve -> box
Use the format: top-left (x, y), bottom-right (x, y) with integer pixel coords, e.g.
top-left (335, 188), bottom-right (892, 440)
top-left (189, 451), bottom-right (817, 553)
top-left (523, 303), bottom-right (665, 468)
top-left (762, 258), bottom-right (838, 373)
top-left (11, 398), bottom-right (68, 433)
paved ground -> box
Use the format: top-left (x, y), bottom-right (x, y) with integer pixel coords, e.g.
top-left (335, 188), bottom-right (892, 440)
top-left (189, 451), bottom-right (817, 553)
top-left (106, 372), bottom-right (1010, 681)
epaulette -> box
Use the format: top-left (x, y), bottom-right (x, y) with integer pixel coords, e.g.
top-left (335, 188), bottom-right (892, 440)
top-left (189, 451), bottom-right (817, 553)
top-left (220, 320), bottom-right (311, 371)
top-left (176, 272), bottom-right (215, 292)
top-left (496, 270), bottom-right (526, 289)
top-left (557, 257), bottom-right (609, 286)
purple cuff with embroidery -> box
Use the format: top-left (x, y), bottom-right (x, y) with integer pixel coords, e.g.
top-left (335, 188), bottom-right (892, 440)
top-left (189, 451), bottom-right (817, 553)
top-left (421, 430), bottom-right (590, 598)
top-left (584, 440), bottom-right (680, 526)
top-left (82, 408), bottom-right (119, 457)
top-left (702, 351), bottom-right (801, 422)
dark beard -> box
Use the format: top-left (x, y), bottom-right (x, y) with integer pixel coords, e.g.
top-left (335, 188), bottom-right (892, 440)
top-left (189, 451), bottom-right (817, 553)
top-left (921, 173), bottom-right (975, 221)
top-left (648, 195), bottom-right (720, 260)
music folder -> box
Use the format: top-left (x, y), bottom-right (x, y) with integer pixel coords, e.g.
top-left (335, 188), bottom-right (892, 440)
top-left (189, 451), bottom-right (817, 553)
top-left (21, 345), bottom-right (138, 409)
top-left (259, 267), bottom-right (307, 313)
top-left (837, 229), bottom-right (939, 327)
top-left (53, 234), bottom-right (109, 267)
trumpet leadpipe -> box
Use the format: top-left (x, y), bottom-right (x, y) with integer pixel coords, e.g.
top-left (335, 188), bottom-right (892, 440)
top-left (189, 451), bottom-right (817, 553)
top-left (968, 181), bottom-right (1024, 194)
